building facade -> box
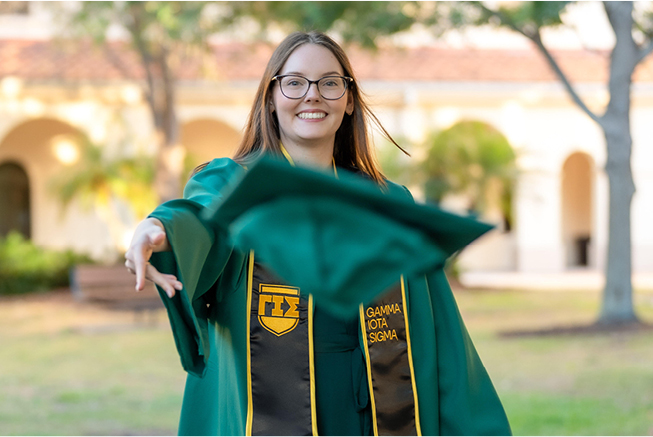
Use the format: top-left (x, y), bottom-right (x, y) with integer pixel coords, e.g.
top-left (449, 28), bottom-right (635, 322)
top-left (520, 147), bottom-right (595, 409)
top-left (1, 3), bottom-right (653, 273)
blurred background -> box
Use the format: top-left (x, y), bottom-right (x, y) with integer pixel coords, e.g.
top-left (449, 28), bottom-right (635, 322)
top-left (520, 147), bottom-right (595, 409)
top-left (1, 1), bottom-right (653, 435)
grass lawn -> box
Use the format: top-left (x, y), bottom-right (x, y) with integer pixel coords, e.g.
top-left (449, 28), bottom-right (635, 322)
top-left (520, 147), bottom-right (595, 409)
top-left (1, 286), bottom-right (653, 435)
top-left (0, 292), bottom-right (185, 435)
top-left (456, 288), bottom-right (653, 436)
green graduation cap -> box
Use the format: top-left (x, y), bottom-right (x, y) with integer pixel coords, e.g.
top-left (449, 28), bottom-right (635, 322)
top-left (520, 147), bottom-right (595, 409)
top-left (202, 156), bottom-right (493, 315)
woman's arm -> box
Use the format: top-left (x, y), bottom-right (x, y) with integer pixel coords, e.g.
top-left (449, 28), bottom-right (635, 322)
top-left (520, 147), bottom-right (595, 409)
top-left (124, 217), bottom-right (183, 298)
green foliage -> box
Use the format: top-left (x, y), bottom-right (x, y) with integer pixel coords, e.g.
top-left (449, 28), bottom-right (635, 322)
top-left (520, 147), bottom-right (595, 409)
top-left (61, 1), bottom-right (216, 46)
top-left (182, 151), bottom-right (204, 182)
top-left (53, 1), bottom-right (227, 202)
top-left (0, 232), bottom-right (92, 295)
top-left (51, 139), bottom-right (157, 221)
top-left (220, 1), bottom-right (420, 48)
top-left (495, 1), bottom-right (569, 27)
top-left (423, 120), bottom-right (517, 218)
top-left (464, 1), bottom-right (571, 36)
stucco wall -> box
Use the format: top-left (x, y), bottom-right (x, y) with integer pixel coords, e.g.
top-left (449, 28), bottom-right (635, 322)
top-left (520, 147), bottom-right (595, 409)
top-left (1, 79), bottom-right (653, 274)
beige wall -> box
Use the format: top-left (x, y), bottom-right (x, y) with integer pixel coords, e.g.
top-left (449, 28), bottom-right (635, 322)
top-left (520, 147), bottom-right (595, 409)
top-left (181, 118), bottom-right (242, 167)
top-left (1, 79), bottom-right (653, 273)
top-left (0, 117), bottom-right (114, 259)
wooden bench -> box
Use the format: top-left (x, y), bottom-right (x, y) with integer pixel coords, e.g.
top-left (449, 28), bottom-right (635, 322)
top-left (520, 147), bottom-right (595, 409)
top-left (70, 265), bottom-right (163, 321)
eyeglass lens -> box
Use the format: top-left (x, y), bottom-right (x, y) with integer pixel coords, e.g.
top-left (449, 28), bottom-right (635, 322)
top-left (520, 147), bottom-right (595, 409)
top-left (279, 76), bottom-right (347, 100)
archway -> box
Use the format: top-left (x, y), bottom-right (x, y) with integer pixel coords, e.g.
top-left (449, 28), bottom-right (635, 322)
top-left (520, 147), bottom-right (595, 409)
top-left (561, 152), bottom-right (594, 267)
top-left (0, 118), bottom-right (83, 167)
top-left (181, 119), bottom-right (241, 172)
top-left (0, 117), bottom-right (85, 248)
top-left (0, 162), bottom-right (30, 238)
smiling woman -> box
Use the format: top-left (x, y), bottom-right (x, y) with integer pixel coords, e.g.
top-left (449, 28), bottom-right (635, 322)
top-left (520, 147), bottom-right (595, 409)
top-left (231, 31), bottom-right (402, 184)
top-left (124, 31), bottom-right (511, 436)
top-left (269, 44), bottom-right (354, 166)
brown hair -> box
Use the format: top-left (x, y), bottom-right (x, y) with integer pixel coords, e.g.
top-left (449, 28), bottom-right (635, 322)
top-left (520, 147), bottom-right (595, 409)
top-left (232, 31), bottom-right (407, 184)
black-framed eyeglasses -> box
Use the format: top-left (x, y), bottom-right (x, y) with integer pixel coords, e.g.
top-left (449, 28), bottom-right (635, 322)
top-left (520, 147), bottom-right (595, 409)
top-left (272, 75), bottom-right (353, 100)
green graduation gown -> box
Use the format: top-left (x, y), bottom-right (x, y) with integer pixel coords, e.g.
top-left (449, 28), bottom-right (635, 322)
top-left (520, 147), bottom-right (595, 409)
top-left (149, 157), bottom-right (511, 436)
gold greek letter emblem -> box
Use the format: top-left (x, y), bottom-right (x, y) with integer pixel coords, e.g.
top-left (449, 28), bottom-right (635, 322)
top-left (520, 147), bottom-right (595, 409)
top-left (258, 284), bottom-right (301, 336)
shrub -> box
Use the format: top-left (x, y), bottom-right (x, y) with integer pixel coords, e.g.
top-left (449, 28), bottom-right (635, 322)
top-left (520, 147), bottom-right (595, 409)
top-left (0, 231), bottom-right (93, 295)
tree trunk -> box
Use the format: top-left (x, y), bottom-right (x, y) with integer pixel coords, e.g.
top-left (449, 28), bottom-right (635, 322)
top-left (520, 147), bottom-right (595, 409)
top-left (598, 1), bottom-right (639, 324)
top-left (152, 50), bottom-right (184, 203)
top-left (599, 119), bottom-right (637, 323)
top-left (475, 1), bottom-right (649, 325)
top-left (153, 129), bottom-right (184, 203)
top-left (128, 5), bottom-right (183, 204)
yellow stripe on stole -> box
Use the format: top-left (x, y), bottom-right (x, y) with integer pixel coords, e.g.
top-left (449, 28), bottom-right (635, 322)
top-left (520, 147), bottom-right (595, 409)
top-left (401, 275), bottom-right (422, 436)
top-left (245, 251), bottom-right (318, 435)
top-left (359, 304), bottom-right (379, 436)
top-left (246, 251), bottom-right (255, 436)
top-left (279, 143), bottom-right (295, 166)
top-left (309, 295), bottom-right (318, 436)
top-left (279, 141), bottom-right (338, 178)
top-left (361, 278), bottom-right (421, 436)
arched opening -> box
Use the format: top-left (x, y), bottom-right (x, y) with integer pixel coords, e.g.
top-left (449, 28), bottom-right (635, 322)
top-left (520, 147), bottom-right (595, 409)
top-left (0, 117), bottom-right (86, 249)
top-left (0, 118), bottom-right (82, 166)
top-left (181, 119), bottom-right (241, 172)
top-left (561, 152), bottom-right (593, 267)
top-left (0, 161), bottom-right (30, 238)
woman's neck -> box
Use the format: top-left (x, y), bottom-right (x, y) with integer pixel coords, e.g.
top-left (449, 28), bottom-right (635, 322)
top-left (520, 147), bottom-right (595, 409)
top-left (280, 139), bottom-right (334, 169)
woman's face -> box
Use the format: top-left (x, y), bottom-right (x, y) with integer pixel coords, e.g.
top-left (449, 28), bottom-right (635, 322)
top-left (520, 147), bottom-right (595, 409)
top-left (271, 43), bottom-right (354, 152)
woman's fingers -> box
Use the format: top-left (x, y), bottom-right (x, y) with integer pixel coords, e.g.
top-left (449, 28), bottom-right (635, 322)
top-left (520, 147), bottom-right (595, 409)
top-left (125, 259), bottom-right (182, 298)
top-left (149, 230), bottom-right (167, 248)
top-left (133, 251), bottom-right (149, 292)
top-left (162, 273), bottom-right (183, 289)
top-left (125, 259), bottom-right (137, 275)
top-left (131, 234), bottom-right (156, 291)
top-left (145, 263), bottom-right (179, 298)
top-left (125, 218), bottom-right (174, 294)
top-left (124, 258), bottom-right (144, 290)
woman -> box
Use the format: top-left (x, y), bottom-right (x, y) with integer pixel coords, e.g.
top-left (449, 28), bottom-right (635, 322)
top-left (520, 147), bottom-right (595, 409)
top-left (125, 31), bottom-right (510, 436)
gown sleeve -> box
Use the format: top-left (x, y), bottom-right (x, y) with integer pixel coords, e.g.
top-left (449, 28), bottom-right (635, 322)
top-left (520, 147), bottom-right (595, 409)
top-left (148, 158), bottom-right (245, 377)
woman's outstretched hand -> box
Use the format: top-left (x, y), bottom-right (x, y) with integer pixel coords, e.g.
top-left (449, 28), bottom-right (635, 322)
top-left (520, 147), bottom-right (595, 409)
top-left (124, 217), bottom-right (183, 298)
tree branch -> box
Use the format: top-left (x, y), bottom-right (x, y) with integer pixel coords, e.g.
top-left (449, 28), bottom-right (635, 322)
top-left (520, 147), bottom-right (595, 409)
top-left (159, 45), bottom-right (178, 145)
top-left (126, 7), bottom-right (160, 128)
top-left (102, 43), bottom-right (135, 81)
top-left (474, 2), bottom-right (535, 39)
top-left (638, 40), bottom-right (653, 63)
top-left (475, 2), bottom-right (601, 124)
top-left (530, 30), bottom-right (602, 124)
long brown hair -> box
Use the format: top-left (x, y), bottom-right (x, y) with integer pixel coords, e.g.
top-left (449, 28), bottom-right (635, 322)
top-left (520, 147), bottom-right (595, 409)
top-left (232, 31), bottom-right (407, 184)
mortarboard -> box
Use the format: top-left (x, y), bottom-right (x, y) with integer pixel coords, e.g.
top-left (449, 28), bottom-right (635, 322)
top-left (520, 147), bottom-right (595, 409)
top-left (203, 156), bottom-right (493, 316)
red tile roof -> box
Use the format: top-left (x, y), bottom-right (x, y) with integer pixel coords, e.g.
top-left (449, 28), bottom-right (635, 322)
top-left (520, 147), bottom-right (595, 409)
top-left (1, 39), bottom-right (652, 83)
